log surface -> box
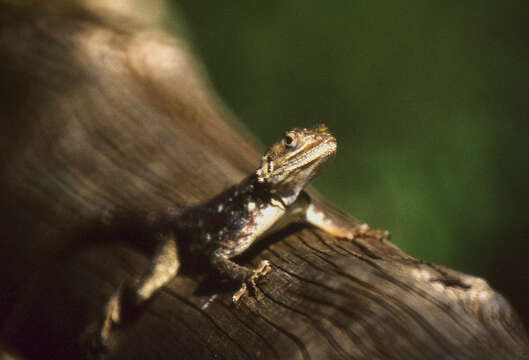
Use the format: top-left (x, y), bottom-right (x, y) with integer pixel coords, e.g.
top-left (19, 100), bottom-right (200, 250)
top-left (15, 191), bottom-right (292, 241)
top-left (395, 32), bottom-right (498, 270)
top-left (0, 2), bottom-right (527, 359)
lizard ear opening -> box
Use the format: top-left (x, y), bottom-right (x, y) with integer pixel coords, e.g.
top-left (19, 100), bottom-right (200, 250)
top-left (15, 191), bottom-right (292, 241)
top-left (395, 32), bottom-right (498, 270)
top-left (256, 155), bottom-right (273, 183)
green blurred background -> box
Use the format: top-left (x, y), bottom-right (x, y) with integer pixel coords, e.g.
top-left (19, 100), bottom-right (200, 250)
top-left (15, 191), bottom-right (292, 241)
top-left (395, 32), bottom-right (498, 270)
top-left (172, 1), bottom-right (528, 324)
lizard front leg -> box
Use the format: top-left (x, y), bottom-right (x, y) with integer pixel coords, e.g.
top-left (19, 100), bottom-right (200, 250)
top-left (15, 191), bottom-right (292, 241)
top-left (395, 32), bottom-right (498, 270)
top-left (210, 249), bottom-right (271, 303)
top-left (94, 232), bottom-right (180, 351)
top-left (293, 191), bottom-right (390, 240)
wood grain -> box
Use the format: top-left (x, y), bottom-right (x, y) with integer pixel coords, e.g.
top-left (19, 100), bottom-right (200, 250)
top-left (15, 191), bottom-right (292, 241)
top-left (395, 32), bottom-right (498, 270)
top-left (0, 2), bottom-right (527, 359)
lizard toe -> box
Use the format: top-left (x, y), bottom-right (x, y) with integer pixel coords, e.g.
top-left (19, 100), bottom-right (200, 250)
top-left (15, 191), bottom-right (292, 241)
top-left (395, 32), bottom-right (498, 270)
top-left (232, 260), bottom-right (273, 303)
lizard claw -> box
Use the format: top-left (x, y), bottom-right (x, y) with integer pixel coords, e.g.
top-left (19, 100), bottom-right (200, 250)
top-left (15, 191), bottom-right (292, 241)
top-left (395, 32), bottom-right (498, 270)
top-left (232, 260), bottom-right (272, 303)
top-left (232, 283), bottom-right (248, 303)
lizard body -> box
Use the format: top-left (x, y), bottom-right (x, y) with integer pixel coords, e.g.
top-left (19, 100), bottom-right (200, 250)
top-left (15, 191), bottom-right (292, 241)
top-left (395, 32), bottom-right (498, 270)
top-left (94, 124), bottom-right (387, 350)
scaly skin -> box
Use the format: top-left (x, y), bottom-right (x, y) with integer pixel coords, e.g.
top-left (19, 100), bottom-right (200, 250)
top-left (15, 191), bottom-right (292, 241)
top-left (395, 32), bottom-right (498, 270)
top-left (90, 124), bottom-right (388, 352)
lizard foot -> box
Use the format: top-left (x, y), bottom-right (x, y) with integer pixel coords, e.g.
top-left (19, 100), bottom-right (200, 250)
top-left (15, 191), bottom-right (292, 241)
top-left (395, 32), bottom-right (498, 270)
top-left (82, 283), bottom-right (141, 356)
top-left (82, 289), bottom-right (122, 356)
top-left (232, 260), bottom-right (272, 303)
top-left (98, 290), bottom-right (122, 350)
top-left (79, 293), bottom-right (120, 358)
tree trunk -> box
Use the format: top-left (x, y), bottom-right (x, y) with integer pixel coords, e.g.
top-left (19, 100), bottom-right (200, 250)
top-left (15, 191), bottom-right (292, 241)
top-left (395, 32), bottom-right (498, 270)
top-left (0, 2), bottom-right (527, 359)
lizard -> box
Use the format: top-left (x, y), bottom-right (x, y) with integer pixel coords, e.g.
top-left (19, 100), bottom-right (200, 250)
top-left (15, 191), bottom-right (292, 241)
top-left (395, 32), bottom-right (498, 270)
top-left (93, 124), bottom-right (388, 351)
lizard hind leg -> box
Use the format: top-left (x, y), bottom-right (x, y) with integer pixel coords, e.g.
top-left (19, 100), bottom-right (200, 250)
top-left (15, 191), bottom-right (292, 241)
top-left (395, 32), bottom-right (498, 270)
top-left (93, 232), bottom-right (180, 352)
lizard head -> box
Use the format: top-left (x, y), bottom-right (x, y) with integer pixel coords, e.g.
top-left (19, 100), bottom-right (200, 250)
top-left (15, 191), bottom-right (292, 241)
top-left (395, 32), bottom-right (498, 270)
top-left (256, 124), bottom-right (337, 205)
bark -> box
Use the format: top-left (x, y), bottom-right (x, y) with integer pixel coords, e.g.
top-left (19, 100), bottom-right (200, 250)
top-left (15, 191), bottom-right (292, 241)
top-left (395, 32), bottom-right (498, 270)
top-left (0, 2), bottom-right (527, 359)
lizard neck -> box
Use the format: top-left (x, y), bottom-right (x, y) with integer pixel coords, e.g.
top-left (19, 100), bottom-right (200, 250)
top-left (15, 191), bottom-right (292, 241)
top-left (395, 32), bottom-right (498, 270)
top-left (247, 174), bottom-right (299, 210)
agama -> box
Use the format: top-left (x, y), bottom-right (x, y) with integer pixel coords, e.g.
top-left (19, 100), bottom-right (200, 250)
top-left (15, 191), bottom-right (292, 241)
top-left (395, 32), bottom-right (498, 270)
top-left (94, 124), bottom-right (387, 349)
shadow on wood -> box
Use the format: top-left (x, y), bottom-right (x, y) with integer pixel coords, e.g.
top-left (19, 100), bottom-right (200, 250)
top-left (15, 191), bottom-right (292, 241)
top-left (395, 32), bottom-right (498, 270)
top-left (0, 1), bottom-right (527, 359)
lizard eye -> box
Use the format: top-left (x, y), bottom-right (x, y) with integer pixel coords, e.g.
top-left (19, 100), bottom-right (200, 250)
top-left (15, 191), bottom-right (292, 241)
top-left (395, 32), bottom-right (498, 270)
top-left (284, 133), bottom-right (297, 149)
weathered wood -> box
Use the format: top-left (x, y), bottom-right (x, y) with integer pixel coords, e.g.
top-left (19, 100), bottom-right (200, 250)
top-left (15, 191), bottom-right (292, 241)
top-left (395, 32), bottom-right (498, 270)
top-left (0, 2), bottom-right (527, 359)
